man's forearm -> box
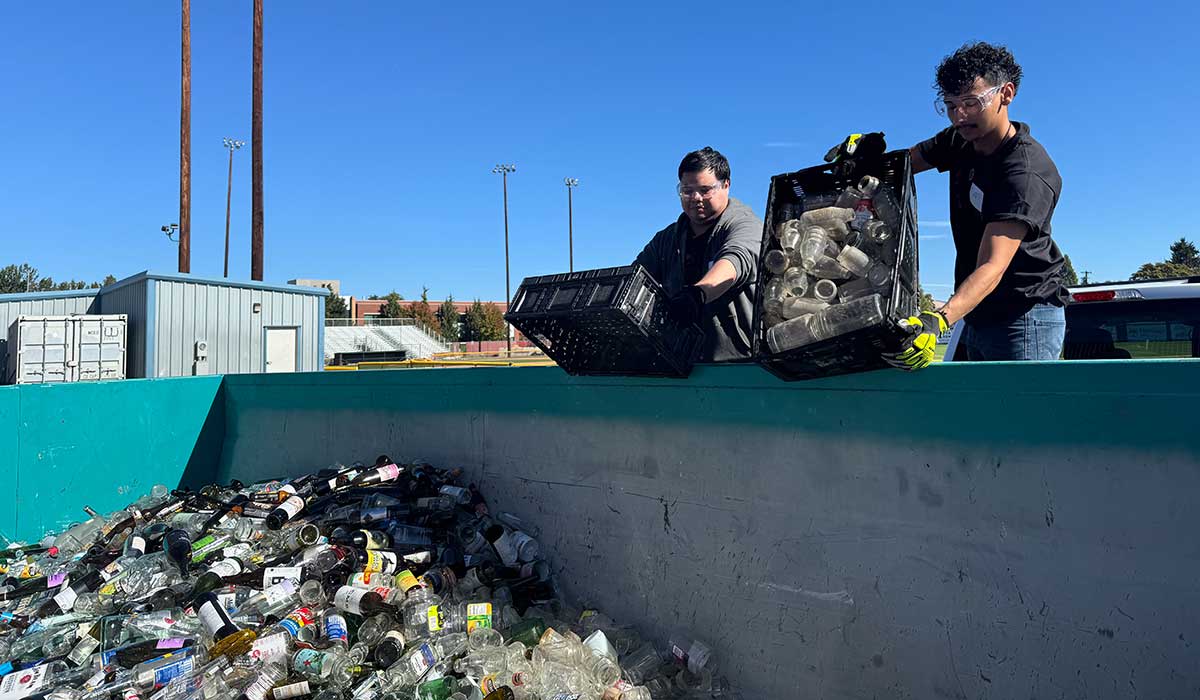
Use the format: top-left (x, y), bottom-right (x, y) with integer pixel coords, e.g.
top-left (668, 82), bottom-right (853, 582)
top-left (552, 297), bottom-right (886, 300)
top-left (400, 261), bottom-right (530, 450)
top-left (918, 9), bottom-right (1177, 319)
top-left (694, 259), bottom-right (738, 302)
top-left (940, 262), bottom-right (1007, 325)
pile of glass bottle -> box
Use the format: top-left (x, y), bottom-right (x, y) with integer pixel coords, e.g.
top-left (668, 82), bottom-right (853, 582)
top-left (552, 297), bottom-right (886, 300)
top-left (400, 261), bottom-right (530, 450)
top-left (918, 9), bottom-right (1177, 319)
top-left (0, 459), bottom-right (734, 700)
top-left (761, 175), bottom-right (902, 354)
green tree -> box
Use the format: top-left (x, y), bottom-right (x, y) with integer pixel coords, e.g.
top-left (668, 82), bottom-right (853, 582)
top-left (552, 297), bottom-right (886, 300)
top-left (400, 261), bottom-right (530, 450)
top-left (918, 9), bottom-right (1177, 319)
top-left (462, 299), bottom-right (486, 343)
top-left (0, 264), bottom-right (39, 293)
top-left (324, 284), bottom-right (348, 318)
top-left (1061, 255), bottom-right (1079, 286)
top-left (379, 291), bottom-right (405, 318)
top-left (437, 296), bottom-right (459, 341)
top-left (102, 274), bottom-right (118, 287)
top-left (1169, 238), bottom-right (1200, 268)
top-left (1130, 237), bottom-right (1200, 281)
top-left (480, 302), bottom-right (507, 341)
top-left (410, 287), bottom-right (438, 329)
top-left (919, 291), bottom-right (936, 313)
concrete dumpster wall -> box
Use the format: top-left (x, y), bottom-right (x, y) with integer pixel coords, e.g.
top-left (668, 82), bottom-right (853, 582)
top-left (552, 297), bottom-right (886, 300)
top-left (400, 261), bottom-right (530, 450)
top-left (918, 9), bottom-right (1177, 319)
top-left (0, 376), bottom-right (224, 540)
top-left (4, 362), bottom-right (1200, 698)
top-left (219, 362), bottom-right (1200, 700)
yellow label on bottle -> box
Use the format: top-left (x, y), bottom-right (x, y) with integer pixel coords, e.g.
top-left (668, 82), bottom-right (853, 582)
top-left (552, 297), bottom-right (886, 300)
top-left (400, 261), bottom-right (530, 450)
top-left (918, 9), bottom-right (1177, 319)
top-left (397, 569), bottom-right (419, 592)
top-left (466, 602), bottom-right (493, 632)
top-left (426, 604), bottom-right (442, 632)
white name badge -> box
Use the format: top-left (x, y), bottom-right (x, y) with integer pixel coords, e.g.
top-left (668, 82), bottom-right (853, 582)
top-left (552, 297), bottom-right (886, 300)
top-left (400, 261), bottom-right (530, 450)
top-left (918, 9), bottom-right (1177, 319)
top-left (969, 183), bottom-right (985, 212)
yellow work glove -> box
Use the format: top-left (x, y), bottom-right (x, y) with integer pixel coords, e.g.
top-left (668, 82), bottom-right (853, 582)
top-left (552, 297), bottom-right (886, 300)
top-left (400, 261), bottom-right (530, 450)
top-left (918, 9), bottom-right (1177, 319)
top-left (883, 310), bottom-right (948, 371)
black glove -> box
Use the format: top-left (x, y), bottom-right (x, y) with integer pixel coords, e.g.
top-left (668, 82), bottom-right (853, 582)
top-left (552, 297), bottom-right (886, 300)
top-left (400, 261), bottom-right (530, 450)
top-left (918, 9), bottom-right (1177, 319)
top-left (824, 132), bottom-right (888, 178)
top-left (667, 286), bottom-right (706, 326)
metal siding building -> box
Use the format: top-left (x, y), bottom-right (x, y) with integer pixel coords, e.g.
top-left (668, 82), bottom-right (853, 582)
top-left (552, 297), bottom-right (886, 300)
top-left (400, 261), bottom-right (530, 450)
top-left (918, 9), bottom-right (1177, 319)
top-left (96, 277), bottom-right (150, 378)
top-left (149, 276), bottom-right (324, 377)
top-left (0, 272), bottom-right (326, 381)
top-left (0, 291), bottom-right (99, 379)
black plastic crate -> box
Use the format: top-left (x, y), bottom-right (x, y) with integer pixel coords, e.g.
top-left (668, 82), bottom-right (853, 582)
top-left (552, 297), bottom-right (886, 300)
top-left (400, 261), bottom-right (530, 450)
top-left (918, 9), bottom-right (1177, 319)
top-left (505, 265), bottom-right (703, 377)
top-left (752, 150), bottom-right (921, 381)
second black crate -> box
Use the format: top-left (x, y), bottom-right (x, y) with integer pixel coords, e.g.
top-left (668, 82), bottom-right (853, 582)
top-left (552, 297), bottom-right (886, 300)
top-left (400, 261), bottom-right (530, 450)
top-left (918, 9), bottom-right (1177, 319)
top-left (505, 265), bottom-right (703, 377)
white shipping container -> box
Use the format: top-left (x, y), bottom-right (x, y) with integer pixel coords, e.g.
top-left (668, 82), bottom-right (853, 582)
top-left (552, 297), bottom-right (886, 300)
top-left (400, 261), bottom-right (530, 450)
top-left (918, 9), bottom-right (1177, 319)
top-left (5, 315), bottom-right (127, 385)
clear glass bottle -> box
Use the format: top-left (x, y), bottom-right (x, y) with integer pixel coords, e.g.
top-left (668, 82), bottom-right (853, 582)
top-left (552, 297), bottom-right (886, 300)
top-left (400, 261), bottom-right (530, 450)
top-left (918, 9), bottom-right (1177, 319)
top-left (808, 255), bottom-right (853, 280)
top-left (798, 227), bottom-right (830, 270)
top-left (782, 298), bottom-right (828, 319)
top-left (766, 294), bottom-right (885, 353)
top-left (836, 245), bottom-right (872, 277)
top-left (763, 249), bottom-right (789, 275)
top-left (782, 268), bottom-right (809, 298)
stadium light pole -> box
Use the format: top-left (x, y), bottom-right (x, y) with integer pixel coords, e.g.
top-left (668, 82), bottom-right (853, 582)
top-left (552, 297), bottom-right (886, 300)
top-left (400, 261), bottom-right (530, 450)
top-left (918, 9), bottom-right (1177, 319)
top-left (492, 163), bottom-right (516, 355)
top-left (564, 178), bottom-right (579, 272)
top-left (222, 138), bottom-right (246, 278)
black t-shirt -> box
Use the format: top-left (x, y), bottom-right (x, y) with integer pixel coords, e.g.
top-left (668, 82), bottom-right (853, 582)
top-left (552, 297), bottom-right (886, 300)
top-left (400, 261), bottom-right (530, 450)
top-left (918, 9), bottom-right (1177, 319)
top-left (682, 227), bottom-right (709, 286)
top-left (917, 122), bottom-right (1067, 322)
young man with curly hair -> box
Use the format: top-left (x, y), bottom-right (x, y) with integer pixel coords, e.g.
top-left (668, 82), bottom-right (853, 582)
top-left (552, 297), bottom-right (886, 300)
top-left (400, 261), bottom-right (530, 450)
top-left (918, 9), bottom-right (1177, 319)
top-left (882, 41), bottom-right (1068, 368)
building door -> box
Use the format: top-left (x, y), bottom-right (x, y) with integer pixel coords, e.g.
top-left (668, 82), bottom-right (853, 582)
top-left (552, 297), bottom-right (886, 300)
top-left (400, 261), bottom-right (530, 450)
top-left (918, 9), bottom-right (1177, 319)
top-left (264, 327), bottom-right (298, 373)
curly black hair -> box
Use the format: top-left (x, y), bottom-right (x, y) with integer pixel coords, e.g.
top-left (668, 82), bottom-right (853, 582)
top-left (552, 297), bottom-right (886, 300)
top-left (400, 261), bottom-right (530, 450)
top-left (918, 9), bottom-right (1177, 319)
top-left (934, 41), bottom-right (1023, 97)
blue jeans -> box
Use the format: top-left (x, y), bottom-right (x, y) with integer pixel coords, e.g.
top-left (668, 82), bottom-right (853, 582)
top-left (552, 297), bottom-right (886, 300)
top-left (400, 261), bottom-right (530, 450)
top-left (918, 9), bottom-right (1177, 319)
top-left (962, 303), bottom-right (1066, 361)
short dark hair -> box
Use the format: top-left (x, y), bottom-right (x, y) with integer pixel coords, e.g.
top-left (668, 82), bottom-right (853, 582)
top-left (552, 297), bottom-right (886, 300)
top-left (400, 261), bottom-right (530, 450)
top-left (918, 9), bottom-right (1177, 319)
top-left (678, 147), bottom-right (730, 182)
top-left (934, 41), bottom-right (1023, 97)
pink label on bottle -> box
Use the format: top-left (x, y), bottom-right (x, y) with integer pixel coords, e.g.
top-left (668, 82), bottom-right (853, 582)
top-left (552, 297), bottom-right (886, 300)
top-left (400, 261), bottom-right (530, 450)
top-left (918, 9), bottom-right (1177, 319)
top-left (157, 638), bottom-right (186, 649)
top-left (46, 573), bottom-right (68, 588)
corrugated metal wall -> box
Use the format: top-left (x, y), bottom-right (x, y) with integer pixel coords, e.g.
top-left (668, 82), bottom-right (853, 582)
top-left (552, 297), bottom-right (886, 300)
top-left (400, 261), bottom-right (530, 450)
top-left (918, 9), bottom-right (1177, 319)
top-left (0, 294), bottom-right (98, 379)
top-left (96, 279), bottom-right (149, 378)
top-left (152, 280), bottom-right (322, 377)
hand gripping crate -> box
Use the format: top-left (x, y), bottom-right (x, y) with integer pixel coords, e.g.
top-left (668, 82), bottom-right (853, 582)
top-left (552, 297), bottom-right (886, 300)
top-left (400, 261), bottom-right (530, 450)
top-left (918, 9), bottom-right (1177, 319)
top-left (505, 265), bottom-right (703, 377)
top-left (752, 150), bottom-right (921, 380)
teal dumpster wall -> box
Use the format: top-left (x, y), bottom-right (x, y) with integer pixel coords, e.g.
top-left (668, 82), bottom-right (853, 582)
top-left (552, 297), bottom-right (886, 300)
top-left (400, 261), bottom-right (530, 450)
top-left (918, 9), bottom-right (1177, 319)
top-left (5, 362), bottom-right (1200, 698)
top-left (0, 376), bottom-right (224, 542)
top-left (218, 362), bottom-right (1200, 700)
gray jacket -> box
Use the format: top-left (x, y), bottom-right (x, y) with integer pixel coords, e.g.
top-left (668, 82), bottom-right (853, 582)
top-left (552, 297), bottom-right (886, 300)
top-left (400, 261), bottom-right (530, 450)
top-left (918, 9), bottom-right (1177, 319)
top-left (634, 197), bottom-right (763, 362)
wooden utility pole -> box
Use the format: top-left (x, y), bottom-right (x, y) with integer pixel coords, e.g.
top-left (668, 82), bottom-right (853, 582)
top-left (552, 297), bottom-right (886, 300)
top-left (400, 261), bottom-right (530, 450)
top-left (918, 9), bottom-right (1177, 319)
top-left (179, 0), bottom-right (191, 273)
top-left (251, 0), bottom-right (264, 281)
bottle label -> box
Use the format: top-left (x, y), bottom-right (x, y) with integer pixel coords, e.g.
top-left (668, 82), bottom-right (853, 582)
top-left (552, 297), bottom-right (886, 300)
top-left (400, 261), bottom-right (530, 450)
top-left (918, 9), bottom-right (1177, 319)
top-left (277, 496), bottom-right (306, 520)
top-left (216, 591), bottom-right (238, 613)
top-left (360, 530), bottom-right (388, 550)
top-left (197, 600), bottom-right (231, 635)
top-left (466, 602), bottom-right (493, 632)
top-left (396, 569), bottom-right (420, 592)
top-left (492, 531), bottom-right (519, 567)
top-left (123, 690), bottom-right (141, 700)
top-left (152, 655), bottom-right (196, 688)
top-left (263, 566), bottom-right (303, 588)
top-left (208, 559), bottom-right (243, 578)
top-left (333, 586), bottom-right (369, 615)
top-left (383, 629), bottom-right (406, 647)
top-left (250, 632), bottom-right (290, 663)
top-left (262, 579), bottom-right (298, 607)
top-left (243, 670), bottom-right (279, 700)
top-left (272, 681), bottom-right (311, 699)
top-left (373, 464), bottom-right (401, 483)
top-left (403, 550), bottom-right (433, 565)
top-left (52, 585), bottom-right (79, 612)
top-left (46, 572), bottom-right (68, 588)
top-left (0, 665), bottom-right (49, 697)
top-left (323, 613), bottom-right (348, 644)
top-left (426, 604), bottom-right (443, 633)
top-left (190, 535), bottom-right (230, 563)
top-left (406, 643), bottom-right (436, 677)
top-left (222, 543), bottom-right (253, 560)
top-left (279, 607), bottom-right (315, 637)
top-left (372, 586), bottom-right (396, 600)
top-left (365, 551), bottom-right (398, 574)
top-left (156, 638), bottom-right (186, 649)
top-left (82, 667), bottom-right (106, 690)
top-left (293, 648), bottom-right (327, 676)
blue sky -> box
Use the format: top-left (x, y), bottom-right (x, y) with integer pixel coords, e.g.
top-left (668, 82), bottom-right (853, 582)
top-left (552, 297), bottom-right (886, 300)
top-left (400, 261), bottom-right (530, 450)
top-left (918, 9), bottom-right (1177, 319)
top-left (1, 1), bottom-right (1195, 301)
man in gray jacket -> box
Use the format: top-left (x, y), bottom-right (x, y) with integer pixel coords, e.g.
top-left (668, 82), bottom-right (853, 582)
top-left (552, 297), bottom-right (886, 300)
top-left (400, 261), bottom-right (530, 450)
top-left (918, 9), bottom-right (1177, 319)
top-left (634, 147), bottom-right (763, 362)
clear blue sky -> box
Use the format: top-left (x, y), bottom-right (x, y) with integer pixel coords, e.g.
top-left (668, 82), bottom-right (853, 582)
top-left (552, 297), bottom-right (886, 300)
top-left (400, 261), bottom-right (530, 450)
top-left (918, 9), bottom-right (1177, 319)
top-left (1, 1), bottom-right (1195, 301)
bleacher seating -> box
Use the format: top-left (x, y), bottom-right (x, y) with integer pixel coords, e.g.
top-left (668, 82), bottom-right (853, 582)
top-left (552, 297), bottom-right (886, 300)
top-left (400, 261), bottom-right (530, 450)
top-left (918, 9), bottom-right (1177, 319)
top-left (324, 325), bottom-right (449, 363)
